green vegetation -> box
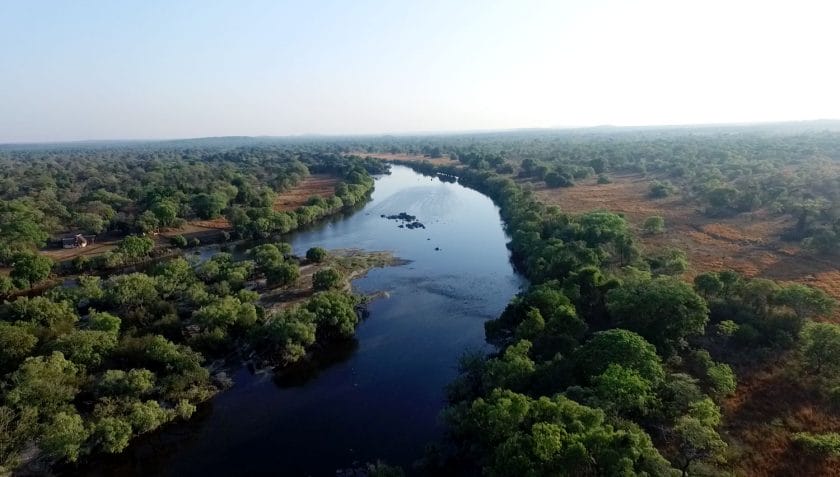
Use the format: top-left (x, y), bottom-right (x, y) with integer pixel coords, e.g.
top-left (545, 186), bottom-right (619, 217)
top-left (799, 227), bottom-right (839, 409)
top-left (398, 144), bottom-right (838, 476)
top-left (0, 146), bottom-right (386, 473)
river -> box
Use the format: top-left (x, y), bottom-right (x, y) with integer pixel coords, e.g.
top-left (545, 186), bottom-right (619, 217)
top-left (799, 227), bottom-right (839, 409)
top-left (73, 165), bottom-right (525, 476)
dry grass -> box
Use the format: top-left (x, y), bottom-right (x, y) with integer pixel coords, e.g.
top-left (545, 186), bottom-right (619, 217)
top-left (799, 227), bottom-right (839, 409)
top-left (273, 174), bottom-right (339, 212)
top-left (722, 360), bottom-right (840, 476)
top-left (533, 173), bottom-right (840, 313)
top-left (41, 174), bottom-right (340, 263)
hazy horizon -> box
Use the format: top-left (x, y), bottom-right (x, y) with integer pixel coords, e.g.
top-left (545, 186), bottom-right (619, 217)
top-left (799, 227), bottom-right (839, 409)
top-left (3, 0), bottom-right (839, 143)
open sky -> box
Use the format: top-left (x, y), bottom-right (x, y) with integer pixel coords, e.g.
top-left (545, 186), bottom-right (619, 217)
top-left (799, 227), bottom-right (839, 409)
top-left (2, 0), bottom-right (839, 142)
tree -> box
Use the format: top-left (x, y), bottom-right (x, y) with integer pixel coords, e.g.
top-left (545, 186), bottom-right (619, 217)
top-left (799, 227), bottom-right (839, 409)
top-left (573, 329), bottom-right (664, 383)
top-left (694, 272), bottom-right (724, 299)
top-left (305, 291), bottom-right (358, 339)
top-left (2, 295), bottom-right (78, 337)
top-left (135, 211), bottom-right (159, 233)
top-left (252, 307), bottom-right (317, 364)
top-left (447, 389), bottom-right (675, 477)
top-left (91, 417), bottom-right (132, 454)
top-left (53, 330), bottom-right (117, 367)
top-left (128, 400), bottom-right (172, 434)
top-left (774, 284), bottom-right (836, 320)
top-left (105, 273), bottom-right (159, 309)
top-left (192, 193), bottom-right (228, 220)
top-left (97, 369), bottom-right (155, 397)
top-left (40, 411), bottom-right (89, 462)
top-left (150, 200), bottom-right (178, 227)
top-left (75, 212), bottom-right (106, 234)
top-left (0, 200), bottom-right (49, 251)
top-left (799, 322), bottom-right (840, 375)
top-left (192, 296), bottom-right (258, 331)
top-left (672, 399), bottom-right (727, 476)
top-left (10, 253), bottom-right (53, 289)
top-left (266, 262), bottom-right (300, 287)
top-left (5, 352), bottom-right (81, 415)
top-left (0, 322), bottom-right (38, 372)
top-left (306, 246), bottom-right (328, 263)
top-left (313, 267), bottom-right (343, 291)
top-left (250, 244), bottom-right (284, 271)
top-left (117, 236), bottom-right (154, 261)
top-left (643, 216), bottom-right (665, 234)
top-left (592, 364), bottom-right (656, 416)
top-left (606, 276), bottom-right (709, 353)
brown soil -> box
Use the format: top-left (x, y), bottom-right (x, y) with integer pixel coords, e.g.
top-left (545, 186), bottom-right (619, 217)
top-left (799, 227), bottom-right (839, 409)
top-left (351, 152), bottom-right (459, 166)
top-left (533, 173), bottom-right (840, 312)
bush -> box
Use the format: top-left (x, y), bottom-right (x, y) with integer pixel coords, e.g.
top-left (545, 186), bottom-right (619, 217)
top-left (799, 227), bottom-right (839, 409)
top-left (170, 235), bottom-right (188, 248)
top-left (313, 268), bottom-right (342, 291)
top-left (792, 432), bottom-right (840, 456)
top-left (306, 247), bottom-right (328, 263)
top-left (643, 216), bottom-right (665, 234)
top-left (649, 180), bottom-right (675, 198)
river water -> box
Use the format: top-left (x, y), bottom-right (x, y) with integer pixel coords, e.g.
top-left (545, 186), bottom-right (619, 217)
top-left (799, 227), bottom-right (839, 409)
top-left (74, 165), bottom-right (525, 476)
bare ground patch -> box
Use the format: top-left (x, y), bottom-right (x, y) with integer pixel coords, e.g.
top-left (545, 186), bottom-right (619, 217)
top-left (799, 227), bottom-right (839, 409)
top-left (532, 173), bottom-right (840, 309)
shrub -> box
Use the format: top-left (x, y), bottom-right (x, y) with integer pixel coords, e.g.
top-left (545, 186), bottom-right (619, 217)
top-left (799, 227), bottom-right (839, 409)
top-left (313, 268), bottom-right (342, 291)
top-left (306, 247), bottom-right (328, 263)
top-left (792, 432), bottom-right (840, 456)
top-left (643, 216), bottom-right (665, 234)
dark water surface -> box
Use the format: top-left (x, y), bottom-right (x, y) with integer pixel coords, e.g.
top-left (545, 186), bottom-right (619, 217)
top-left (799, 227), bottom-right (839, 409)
top-left (75, 165), bottom-right (525, 476)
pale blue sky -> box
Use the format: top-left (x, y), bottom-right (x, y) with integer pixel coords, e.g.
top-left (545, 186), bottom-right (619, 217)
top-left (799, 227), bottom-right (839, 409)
top-left (1, 0), bottom-right (839, 142)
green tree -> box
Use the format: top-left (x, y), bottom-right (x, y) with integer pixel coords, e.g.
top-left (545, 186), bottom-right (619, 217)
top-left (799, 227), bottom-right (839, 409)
top-left (305, 291), bottom-right (358, 339)
top-left (266, 262), bottom-right (300, 287)
top-left (97, 369), bottom-right (156, 397)
top-left (774, 284), bottom-right (836, 320)
top-left (5, 352), bottom-right (82, 415)
top-left (150, 200), bottom-right (179, 227)
top-left (91, 417), bottom-right (132, 454)
top-left (672, 399), bottom-right (727, 476)
top-left (306, 246), bottom-right (328, 263)
top-left (0, 200), bottom-right (49, 251)
top-left (192, 193), bottom-right (228, 219)
top-left (117, 236), bottom-right (154, 261)
top-left (694, 272), bottom-right (724, 299)
top-left (40, 411), bottom-right (89, 462)
top-left (251, 244), bottom-right (284, 271)
top-left (606, 276), bottom-right (709, 353)
top-left (799, 321), bottom-right (840, 375)
top-left (0, 322), bottom-right (38, 372)
top-left (592, 363), bottom-right (657, 416)
top-left (313, 267), bottom-right (343, 291)
top-left (105, 273), bottom-right (159, 309)
top-left (53, 330), bottom-right (117, 367)
top-left (573, 329), bottom-right (664, 383)
top-left (10, 253), bottom-right (53, 289)
top-left (448, 389), bottom-right (675, 477)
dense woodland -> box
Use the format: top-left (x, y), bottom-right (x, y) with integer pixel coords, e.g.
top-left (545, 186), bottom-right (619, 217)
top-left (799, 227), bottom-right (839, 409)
top-left (1, 127), bottom-right (840, 475)
top-left (382, 128), bottom-right (840, 475)
top-left (0, 145), bottom-right (380, 473)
